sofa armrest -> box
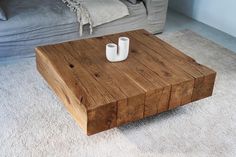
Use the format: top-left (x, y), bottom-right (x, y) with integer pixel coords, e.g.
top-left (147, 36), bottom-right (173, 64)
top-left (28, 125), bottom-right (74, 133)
top-left (143, 0), bottom-right (168, 31)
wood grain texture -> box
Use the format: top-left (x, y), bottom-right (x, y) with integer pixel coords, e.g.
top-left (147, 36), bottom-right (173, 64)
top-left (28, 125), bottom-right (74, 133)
top-left (36, 29), bottom-right (216, 135)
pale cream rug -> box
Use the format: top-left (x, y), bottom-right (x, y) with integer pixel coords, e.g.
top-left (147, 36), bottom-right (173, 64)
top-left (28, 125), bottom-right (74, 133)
top-left (0, 30), bottom-right (236, 157)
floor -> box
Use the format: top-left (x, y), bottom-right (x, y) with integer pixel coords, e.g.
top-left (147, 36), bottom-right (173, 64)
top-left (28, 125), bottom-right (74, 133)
top-left (1, 24), bottom-right (236, 157)
top-left (163, 9), bottom-right (236, 53)
top-left (1, 8), bottom-right (236, 157)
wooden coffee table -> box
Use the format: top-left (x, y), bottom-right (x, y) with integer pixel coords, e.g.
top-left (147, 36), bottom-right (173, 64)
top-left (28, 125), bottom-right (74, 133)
top-left (36, 29), bottom-right (216, 135)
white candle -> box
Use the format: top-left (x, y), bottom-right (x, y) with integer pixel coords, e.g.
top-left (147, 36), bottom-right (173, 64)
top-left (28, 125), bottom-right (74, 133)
top-left (118, 37), bottom-right (130, 60)
top-left (106, 43), bottom-right (118, 62)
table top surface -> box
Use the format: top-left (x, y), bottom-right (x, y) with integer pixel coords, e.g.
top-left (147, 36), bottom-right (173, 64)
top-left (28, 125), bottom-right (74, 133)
top-left (36, 29), bottom-right (216, 111)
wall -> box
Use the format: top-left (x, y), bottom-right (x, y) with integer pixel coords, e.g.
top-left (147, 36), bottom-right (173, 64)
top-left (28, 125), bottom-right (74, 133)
top-left (169, 0), bottom-right (236, 37)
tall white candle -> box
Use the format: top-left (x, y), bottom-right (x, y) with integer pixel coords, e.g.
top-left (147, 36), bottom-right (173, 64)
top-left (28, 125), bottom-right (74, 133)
top-left (118, 37), bottom-right (130, 60)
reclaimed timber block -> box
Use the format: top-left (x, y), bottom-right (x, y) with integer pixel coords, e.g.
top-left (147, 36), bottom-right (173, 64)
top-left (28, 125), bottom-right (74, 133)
top-left (36, 29), bottom-right (216, 135)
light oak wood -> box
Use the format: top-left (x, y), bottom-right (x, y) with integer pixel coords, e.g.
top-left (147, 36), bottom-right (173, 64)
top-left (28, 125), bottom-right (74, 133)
top-left (36, 29), bottom-right (216, 135)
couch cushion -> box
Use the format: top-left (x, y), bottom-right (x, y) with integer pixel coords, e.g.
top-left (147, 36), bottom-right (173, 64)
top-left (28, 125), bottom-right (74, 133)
top-left (0, 0), bottom-right (77, 37)
top-left (0, 6), bottom-right (7, 20)
top-left (0, 0), bottom-right (130, 38)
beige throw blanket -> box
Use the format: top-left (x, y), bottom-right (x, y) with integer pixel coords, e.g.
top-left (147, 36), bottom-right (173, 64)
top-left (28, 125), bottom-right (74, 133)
top-left (62, 0), bottom-right (129, 35)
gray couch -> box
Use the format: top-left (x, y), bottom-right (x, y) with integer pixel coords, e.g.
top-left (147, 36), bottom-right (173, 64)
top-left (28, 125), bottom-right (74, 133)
top-left (0, 0), bottom-right (168, 60)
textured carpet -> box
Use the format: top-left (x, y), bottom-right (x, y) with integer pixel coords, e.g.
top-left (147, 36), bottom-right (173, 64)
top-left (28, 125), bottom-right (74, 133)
top-left (0, 30), bottom-right (236, 157)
